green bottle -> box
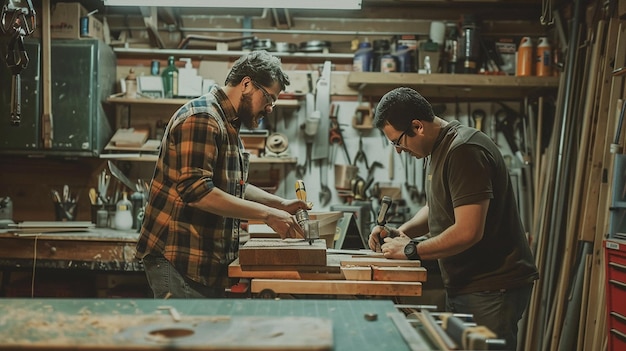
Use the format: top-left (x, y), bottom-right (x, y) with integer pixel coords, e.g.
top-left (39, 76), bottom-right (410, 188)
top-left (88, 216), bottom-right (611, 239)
top-left (161, 56), bottom-right (178, 98)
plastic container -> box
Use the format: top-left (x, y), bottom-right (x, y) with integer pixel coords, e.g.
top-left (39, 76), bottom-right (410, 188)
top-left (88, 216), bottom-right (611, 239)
top-left (114, 192), bottom-right (133, 231)
top-left (380, 54), bottom-right (397, 73)
top-left (516, 36), bottom-right (533, 77)
top-left (536, 37), bottom-right (552, 77)
top-left (124, 68), bottom-right (137, 99)
top-left (353, 42), bottom-right (373, 72)
top-left (372, 39), bottom-right (390, 72)
top-left (394, 45), bottom-right (413, 73)
top-left (444, 24), bottom-right (459, 74)
top-left (161, 55), bottom-right (179, 98)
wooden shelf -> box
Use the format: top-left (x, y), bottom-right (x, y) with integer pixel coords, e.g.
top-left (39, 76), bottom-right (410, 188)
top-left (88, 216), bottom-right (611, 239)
top-left (347, 72), bottom-right (561, 100)
top-left (106, 96), bottom-right (302, 108)
top-left (101, 153), bottom-right (297, 164)
top-left (113, 48), bottom-right (353, 63)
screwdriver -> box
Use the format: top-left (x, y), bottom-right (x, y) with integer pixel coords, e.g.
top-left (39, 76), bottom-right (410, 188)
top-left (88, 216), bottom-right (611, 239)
top-left (295, 180), bottom-right (314, 244)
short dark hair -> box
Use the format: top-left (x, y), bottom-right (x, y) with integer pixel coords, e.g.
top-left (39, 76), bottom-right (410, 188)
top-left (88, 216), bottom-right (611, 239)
top-left (225, 50), bottom-right (290, 91)
top-left (374, 87), bottom-right (435, 132)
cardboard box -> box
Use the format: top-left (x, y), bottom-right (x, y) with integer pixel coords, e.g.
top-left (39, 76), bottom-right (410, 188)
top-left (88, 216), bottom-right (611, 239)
top-left (50, 2), bottom-right (103, 40)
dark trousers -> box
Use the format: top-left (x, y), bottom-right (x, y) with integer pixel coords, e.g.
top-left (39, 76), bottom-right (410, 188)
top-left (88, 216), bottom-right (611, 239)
top-left (446, 284), bottom-right (534, 351)
top-left (141, 254), bottom-right (225, 298)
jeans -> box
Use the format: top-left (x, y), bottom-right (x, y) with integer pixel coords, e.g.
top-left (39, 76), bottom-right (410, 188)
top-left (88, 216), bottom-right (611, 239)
top-left (446, 284), bottom-right (533, 351)
top-left (141, 254), bottom-right (225, 298)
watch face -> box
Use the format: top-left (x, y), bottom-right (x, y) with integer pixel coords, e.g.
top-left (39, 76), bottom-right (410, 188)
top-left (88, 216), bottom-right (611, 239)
top-left (404, 242), bottom-right (416, 257)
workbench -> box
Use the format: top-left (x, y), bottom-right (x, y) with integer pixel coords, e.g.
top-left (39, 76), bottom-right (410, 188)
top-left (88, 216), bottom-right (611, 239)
top-left (0, 298), bottom-right (435, 351)
top-left (0, 228), bottom-right (141, 271)
top-left (229, 249), bottom-right (426, 298)
top-left (0, 228), bottom-right (143, 297)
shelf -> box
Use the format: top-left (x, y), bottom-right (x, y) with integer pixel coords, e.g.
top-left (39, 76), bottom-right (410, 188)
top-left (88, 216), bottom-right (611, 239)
top-left (113, 48), bottom-right (353, 63)
top-left (100, 153), bottom-right (297, 164)
top-left (106, 96), bottom-right (302, 108)
top-left (347, 72), bottom-right (561, 100)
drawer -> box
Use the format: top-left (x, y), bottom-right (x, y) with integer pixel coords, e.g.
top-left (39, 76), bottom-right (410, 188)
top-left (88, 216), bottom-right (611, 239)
top-left (607, 278), bottom-right (626, 317)
top-left (609, 312), bottom-right (626, 334)
top-left (609, 327), bottom-right (626, 351)
top-left (607, 248), bottom-right (626, 281)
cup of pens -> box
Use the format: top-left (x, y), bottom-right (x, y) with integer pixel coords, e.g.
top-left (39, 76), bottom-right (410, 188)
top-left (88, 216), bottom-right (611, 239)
top-left (52, 185), bottom-right (78, 221)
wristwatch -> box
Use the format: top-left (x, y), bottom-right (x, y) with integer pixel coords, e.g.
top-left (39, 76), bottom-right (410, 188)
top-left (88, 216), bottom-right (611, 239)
top-left (404, 241), bottom-right (421, 260)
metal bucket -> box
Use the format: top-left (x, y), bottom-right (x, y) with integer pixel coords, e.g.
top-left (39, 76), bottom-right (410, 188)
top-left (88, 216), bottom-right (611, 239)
top-left (334, 164), bottom-right (359, 189)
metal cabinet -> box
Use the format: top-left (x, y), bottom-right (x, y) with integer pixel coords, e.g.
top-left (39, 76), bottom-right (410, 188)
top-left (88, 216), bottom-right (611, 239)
top-left (0, 39), bottom-right (116, 157)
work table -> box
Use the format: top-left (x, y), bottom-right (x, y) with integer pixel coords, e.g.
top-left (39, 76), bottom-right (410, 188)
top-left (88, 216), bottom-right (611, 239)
top-left (0, 298), bottom-right (424, 351)
top-left (0, 228), bottom-right (141, 271)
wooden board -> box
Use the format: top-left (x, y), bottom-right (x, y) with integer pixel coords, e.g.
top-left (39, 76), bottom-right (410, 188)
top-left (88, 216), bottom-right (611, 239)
top-left (372, 266), bottom-right (427, 282)
top-left (340, 266), bottom-right (427, 282)
top-left (238, 238), bottom-right (327, 266)
top-left (250, 279), bottom-right (422, 297)
top-left (340, 257), bottom-right (421, 267)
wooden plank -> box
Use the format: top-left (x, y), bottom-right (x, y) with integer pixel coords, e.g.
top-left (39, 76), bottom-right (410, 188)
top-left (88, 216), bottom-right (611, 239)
top-left (340, 257), bottom-right (421, 267)
top-left (238, 239), bottom-right (327, 266)
top-left (250, 279), bottom-right (422, 297)
top-left (229, 260), bottom-right (344, 280)
top-left (372, 266), bottom-right (427, 282)
top-left (340, 266), bottom-right (372, 281)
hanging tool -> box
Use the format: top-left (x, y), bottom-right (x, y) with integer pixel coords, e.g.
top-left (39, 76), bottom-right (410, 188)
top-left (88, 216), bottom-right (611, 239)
top-left (311, 61), bottom-right (331, 160)
top-left (329, 104), bottom-right (351, 167)
top-left (297, 108), bottom-right (321, 177)
top-left (295, 180), bottom-right (318, 244)
top-left (495, 102), bottom-right (525, 164)
top-left (1, 0), bottom-right (35, 126)
top-left (353, 133), bottom-right (369, 171)
top-left (471, 108), bottom-right (486, 132)
top-left (318, 160), bottom-right (332, 207)
top-left (404, 154), bottom-right (420, 202)
top-left (376, 196), bottom-right (393, 250)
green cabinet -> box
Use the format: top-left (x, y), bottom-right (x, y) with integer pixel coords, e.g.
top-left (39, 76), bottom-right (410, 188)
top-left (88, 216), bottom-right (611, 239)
top-left (0, 39), bottom-right (116, 157)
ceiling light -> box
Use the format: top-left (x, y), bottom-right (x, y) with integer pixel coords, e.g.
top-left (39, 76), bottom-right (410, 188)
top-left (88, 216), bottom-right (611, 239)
top-left (102, 0), bottom-right (362, 10)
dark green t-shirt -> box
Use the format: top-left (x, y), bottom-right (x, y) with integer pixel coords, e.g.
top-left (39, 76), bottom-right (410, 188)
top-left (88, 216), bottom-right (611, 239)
top-left (427, 120), bottom-right (539, 295)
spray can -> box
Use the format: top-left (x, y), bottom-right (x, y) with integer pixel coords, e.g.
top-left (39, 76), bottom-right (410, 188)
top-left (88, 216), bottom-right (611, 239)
top-left (353, 42), bottom-right (373, 72)
top-left (536, 37), bottom-right (552, 77)
top-left (516, 37), bottom-right (533, 77)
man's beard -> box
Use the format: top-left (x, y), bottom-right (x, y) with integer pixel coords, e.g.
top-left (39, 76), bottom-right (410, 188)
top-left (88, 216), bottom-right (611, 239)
top-left (238, 94), bottom-right (266, 130)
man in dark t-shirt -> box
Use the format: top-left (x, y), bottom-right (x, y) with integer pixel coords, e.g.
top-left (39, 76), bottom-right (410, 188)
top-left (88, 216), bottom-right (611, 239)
top-left (368, 87), bottom-right (539, 351)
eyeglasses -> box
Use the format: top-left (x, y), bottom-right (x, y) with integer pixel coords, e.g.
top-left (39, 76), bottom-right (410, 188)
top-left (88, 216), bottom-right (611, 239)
top-left (252, 81), bottom-right (277, 108)
top-left (389, 126), bottom-right (411, 149)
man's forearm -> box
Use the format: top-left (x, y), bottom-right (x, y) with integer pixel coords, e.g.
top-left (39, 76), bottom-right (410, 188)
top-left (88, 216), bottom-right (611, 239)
top-left (398, 204), bottom-right (429, 238)
top-left (244, 183), bottom-right (286, 209)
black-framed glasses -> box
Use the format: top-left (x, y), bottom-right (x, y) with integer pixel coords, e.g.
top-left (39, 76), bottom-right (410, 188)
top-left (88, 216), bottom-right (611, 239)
top-left (389, 126), bottom-right (411, 149)
top-left (252, 81), bottom-right (277, 108)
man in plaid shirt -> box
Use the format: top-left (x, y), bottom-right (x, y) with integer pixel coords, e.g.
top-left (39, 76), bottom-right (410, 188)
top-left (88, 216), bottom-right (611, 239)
top-left (137, 51), bottom-right (309, 298)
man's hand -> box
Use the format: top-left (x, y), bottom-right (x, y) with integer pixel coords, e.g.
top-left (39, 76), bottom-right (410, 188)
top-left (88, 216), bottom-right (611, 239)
top-left (368, 226), bottom-right (400, 252)
top-left (280, 199), bottom-right (312, 215)
top-left (265, 208), bottom-right (305, 239)
top-left (380, 234), bottom-right (411, 259)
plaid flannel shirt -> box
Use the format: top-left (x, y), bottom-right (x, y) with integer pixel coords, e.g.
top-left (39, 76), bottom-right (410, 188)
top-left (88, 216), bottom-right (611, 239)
top-left (136, 86), bottom-right (249, 288)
